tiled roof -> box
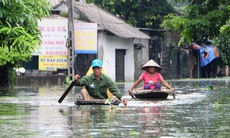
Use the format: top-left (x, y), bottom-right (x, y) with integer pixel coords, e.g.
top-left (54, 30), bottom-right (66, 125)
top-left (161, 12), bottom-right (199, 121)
top-left (73, 3), bottom-right (150, 39)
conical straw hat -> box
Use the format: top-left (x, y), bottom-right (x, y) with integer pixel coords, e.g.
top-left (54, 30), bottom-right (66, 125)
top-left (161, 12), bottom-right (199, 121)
top-left (141, 59), bottom-right (161, 70)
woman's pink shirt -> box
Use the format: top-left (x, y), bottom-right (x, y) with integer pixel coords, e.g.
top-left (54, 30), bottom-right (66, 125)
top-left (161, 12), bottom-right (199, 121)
top-left (139, 71), bottom-right (163, 89)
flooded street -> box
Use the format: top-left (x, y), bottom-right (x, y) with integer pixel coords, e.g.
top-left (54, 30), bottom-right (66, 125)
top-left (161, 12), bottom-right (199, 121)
top-left (1, 78), bottom-right (230, 138)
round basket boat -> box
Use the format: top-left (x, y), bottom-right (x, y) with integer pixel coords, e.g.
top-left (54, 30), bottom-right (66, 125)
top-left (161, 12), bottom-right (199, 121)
top-left (132, 88), bottom-right (173, 99)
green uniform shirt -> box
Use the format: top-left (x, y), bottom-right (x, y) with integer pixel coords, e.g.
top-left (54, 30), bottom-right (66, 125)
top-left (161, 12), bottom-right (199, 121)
top-left (74, 73), bottom-right (122, 99)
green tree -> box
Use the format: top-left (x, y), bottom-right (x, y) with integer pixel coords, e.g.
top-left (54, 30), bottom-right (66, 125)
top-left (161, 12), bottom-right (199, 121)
top-left (86, 0), bottom-right (175, 29)
top-left (214, 35), bottom-right (230, 67)
top-left (161, 0), bottom-right (230, 66)
top-left (161, 0), bottom-right (230, 46)
top-left (0, 0), bottom-right (50, 87)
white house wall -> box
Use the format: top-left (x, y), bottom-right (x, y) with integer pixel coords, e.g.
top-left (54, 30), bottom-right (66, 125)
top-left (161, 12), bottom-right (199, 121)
top-left (97, 32), bottom-right (134, 82)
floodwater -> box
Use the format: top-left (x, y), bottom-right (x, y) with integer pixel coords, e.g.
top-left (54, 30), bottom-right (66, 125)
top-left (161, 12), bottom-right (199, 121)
top-left (0, 78), bottom-right (230, 138)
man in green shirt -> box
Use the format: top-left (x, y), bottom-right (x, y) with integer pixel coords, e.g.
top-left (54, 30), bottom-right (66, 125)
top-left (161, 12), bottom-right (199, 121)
top-left (74, 59), bottom-right (127, 106)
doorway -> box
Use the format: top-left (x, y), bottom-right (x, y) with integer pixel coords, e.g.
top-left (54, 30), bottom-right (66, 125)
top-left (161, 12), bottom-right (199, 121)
top-left (115, 49), bottom-right (126, 82)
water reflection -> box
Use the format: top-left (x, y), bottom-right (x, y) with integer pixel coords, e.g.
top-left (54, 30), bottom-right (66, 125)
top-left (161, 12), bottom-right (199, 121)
top-left (0, 78), bottom-right (230, 137)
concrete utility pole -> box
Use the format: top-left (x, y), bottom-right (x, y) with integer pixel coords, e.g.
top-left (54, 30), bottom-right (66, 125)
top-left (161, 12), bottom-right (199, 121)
top-left (67, 0), bottom-right (75, 80)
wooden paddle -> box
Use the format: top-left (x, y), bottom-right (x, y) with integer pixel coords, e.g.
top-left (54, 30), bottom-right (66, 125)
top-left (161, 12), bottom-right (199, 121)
top-left (128, 90), bottom-right (136, 99)
top-left (172, 92), bottom-right (176, 99)
top-left (169, 83), bottom-right (176, 99)
top-left (58, 80), bottom-right (76, 103)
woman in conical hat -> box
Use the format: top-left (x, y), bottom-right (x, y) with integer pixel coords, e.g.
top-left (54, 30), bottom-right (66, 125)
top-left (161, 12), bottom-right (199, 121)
top-left (129, 59), bottom-right (174, 98)
top-left (141, 59), bottom-right (161, 71)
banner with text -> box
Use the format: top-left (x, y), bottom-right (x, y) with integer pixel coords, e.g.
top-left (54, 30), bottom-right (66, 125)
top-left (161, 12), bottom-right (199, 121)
top-left (39, 55), bottom-right (67, 71)
top-left (74, 22), bottom-right (97, 54)
top-left (33, 18), bottom-right (68, 55)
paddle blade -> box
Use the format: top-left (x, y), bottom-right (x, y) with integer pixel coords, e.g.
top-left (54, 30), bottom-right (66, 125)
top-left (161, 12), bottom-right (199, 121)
top-left (58, 80), bottom-right (75, 103)
top-left (172, 93), bottom-right (176, 99)
top-left (169, 83), bottom-right (175, 99)
top-left (128, 90), bottom-right (136, 99)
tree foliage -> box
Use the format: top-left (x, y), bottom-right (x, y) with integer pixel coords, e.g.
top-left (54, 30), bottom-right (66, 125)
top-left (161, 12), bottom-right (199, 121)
top-left (214, 35), bottom-right (230, 66)
top-left (161, 0), bottom-right (230, 46)
top-left (0, 0), bottom-right (50, 67)
top-left (86, 0), bottom-right (175, 29)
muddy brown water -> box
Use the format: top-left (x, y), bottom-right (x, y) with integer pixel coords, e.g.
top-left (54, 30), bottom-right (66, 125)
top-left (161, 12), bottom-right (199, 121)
top-left (0, 78), bottom-right (230, 138)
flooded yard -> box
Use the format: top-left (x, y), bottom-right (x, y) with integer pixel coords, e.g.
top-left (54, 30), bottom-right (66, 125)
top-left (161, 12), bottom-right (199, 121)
top-left (0, 78), bottom-right (230, 138)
